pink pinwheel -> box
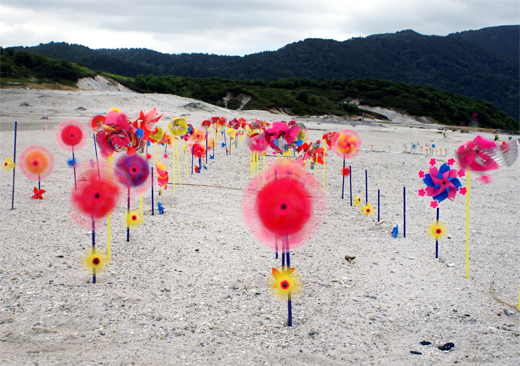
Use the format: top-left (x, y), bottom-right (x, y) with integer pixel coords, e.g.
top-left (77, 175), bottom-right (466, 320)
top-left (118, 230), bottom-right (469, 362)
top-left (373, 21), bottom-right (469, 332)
top-left (456, 135), bottom-right (498, 172)
top-left (247, 132), bottom-right (269, 152)
top-left (421, 163), bottom-right (462, 203)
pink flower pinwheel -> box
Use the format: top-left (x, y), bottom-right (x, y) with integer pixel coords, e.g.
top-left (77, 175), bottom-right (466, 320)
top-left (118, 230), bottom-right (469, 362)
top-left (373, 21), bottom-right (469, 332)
top-left (421, 163), bottom-right (462, 203)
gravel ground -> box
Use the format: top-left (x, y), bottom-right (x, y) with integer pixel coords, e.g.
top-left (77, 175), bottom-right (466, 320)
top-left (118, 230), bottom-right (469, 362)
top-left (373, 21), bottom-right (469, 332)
top-left (1, 89), bottom-right (519, 365)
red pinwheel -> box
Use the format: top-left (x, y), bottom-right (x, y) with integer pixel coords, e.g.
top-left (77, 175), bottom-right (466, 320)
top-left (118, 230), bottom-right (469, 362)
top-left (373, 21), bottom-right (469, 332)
top-left (89, 115), bottom-right (106, 133)
top-left (31, 187), bottom-right (46, 199)
top-left (56, 120), bottom-right (87, 152)
top-left (332, 129), bottom-right (361, 159)
top-left (191, 143), bottom-right (206, 159)
top-left (243, 160), bottom-right (326, 250)
top-left (322, 132), bottom-right (335, 149)
top-left (19, 146), bottom-right (54, 181)
top-left (70, 163), bottom-right (120, 229)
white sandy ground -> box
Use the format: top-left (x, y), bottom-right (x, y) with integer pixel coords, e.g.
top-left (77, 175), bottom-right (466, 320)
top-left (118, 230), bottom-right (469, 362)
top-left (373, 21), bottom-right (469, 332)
top-left (0, 88), bottom-right (519, 365)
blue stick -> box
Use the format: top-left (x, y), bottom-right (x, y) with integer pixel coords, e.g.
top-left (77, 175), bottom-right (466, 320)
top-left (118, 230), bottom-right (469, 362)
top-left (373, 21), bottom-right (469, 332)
top-left (349, 165), bottom-right (352, 206)
top-left (286, 236), bottom-right (292, 327)
top-left (378, 189), bottom-right (380, 222)
top-left (205, 131), bottom-right (208, 165)
top-left (435, 207), bottom-right (439, 258)
top-left (403, 187), bottom-right (406, 238)
top-left (93, 134), bottom-right (100, 179)
top-left (151, 167), bottom-right (154, 216)
top-left (92, 219), bottom-right (96, 284)
top-left (127, 187), bottom-right (130, 242)
top-left (11, 121), bottom-right (17, 210)
top-left (365, 169), bottom-right (368, 203)
top-left (72, 146), bottom-right (77, 190)
top-left (341, 158), bottom-right (345, 199)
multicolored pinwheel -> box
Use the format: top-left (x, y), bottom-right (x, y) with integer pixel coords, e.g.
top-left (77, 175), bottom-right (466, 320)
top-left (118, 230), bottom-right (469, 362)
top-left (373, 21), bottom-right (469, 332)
top-left (417, 159), bottom-right (463, 206)
top-left (331, 129), bottom-right (361, 159)
top-left (19, 145), bottom-right (54, 184)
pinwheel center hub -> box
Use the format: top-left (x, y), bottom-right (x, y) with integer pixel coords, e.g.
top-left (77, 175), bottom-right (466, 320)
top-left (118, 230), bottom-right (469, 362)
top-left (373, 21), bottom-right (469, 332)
top-left (92, 258), bottom-right (100, 265)
top-left (281, 280), bottom-right (290, 289)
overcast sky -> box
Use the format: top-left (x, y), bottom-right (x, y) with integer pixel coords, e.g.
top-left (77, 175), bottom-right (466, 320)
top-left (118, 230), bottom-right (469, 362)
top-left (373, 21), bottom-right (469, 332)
top-left (1, 0), bottom-right (518, 56)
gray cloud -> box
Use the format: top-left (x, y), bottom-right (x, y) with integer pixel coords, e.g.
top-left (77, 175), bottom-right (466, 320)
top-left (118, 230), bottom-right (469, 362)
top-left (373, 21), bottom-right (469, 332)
top-left (0, 0), bottom-right (518, 55)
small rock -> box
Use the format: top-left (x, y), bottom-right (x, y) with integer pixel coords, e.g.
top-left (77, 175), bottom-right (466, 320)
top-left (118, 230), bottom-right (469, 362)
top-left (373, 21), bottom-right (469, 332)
top-left (76, 106), bottom-right (87, 110)
top-left (420, 341), bottom-right (432, 346)
top-left (20, 102), bottom-right (29, 107)
top-left (504, 309), bottom-right (516, 316)
top-left (345, 255), bottom-right (356, 263)
top-left (410, 351), bottom-right (422, 355)
top-left (232, 283), bottom-right (240, 290)
top-left (438, 342), bottom-right (455, 351)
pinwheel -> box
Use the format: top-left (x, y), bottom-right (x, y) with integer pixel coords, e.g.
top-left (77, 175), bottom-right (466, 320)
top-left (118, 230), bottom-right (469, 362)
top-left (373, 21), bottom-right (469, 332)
top-left (114, 154), bottom-right (150, 242)
top-left (269, 267), bottom-right (302, 302)
top-left (31, 187), bottom-right (45, 200)
top-left (19, 146), bottom-right (54, 191)
top-left (169, 117), bottom-right (188, 137)
top-left (71, 163), bottom-right (120, 283)
top-left (89, 115), bottom-right (106, 133)
top-left (418, 158), bottom-right (464, 259)
top-left (354, 195), bottom-right (360, 206)
top-left (56, 120), bottom-right (87, 188)
top-left (126, 210), bottom-right (142, 228)
top-left (81, 249), bottom-right (108, 283)
top-left (3, 157), bottom-right (15, 172)
top-left (191, 143), bottom-right (206, 174)
top-left (332, 129), bottom-right (361, 200)
top-left (243, 159), bottom-right (326, 326)
top-left (455, 136), bottom-right (518, 278)
top-left (156, 161), bottom-right (169, 190)
top-left (360, 202), bottom-right (374, 216)
top-left (132, 108), bottom-right (163, 142)
top-left (418, 160), bottom-right (463, 206)
top-left (96, 110), bottom-right (143, 159)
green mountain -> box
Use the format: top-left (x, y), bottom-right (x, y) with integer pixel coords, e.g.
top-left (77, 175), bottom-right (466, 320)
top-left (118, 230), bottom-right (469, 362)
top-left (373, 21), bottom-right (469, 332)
top-left (448, 25), bottom-right (519, 62)
top-left (1, 46), bottom-right (517, 131)
top-left (8, 26), bottom-right (519, 122)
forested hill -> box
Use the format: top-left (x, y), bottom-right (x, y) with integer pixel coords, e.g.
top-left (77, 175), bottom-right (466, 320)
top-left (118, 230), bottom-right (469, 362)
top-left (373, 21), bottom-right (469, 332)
top-left (8, 25), bottom-right (519, 122)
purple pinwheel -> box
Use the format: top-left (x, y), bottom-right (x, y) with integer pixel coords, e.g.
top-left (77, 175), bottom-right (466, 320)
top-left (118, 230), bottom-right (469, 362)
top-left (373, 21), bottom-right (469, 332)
top-left (420, 163), bottom-right (462, 204)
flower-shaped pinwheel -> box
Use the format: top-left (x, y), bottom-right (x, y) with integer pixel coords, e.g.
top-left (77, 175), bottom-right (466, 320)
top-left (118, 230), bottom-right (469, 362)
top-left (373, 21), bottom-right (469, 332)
top-left (31, 187), bottom-right (46, 199)
top-left (332, 129), bottom-right (361, 159)
top-left (427, 221), bottom-right (448, 241)
top-left (420, 163), bottom-right (462, 205)
top-left (354, 195), bottom-right (361, 206)
top-left (19, 146), bottom-right (54, 181)
top-left (3, 157), bottom-right (15, 172)
top-left (70, 164), bottom-right (121, 228)
top-left (269, 267), bottom-right (302, 301)
top-left (126, 210), bottom-right (142, 228)
top-left (82, 249), bottom-right (108, 273)
top-left (360, 202), bottom-right (374, 215)
top-left (115, 154), bottom-right (150, 196)
top-left (243, 160), bottom-right (325, 251)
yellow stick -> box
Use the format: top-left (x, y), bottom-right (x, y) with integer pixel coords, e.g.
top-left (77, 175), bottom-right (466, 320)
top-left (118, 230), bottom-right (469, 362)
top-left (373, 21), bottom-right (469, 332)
top-left (516, 284), bottom-right (520, 309)
top-left (172, 139), bottom-right (176, 191)
top-left (465, 171), bottom-right (470, 279)
top-left (322, 151), bottom-right (326, 193)
top-left (314, 153), bottom-right (317, 188)
top-left (107, 160), bottom-right (112, 261)
top-left (176, 139), bottom-right (182, 185)
top-left (263, 154), bottom-right (266, 186)
top-left (250, 151), bottom-right (253, 178)
top-left (140, 194), bottom-right (143, 225)
top-left (184, 141), bottom-right (188, 178)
